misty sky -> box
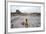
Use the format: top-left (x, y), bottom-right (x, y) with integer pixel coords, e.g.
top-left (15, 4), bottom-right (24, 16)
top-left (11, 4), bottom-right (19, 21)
top-left (10, 5), bottom-right (41, 13)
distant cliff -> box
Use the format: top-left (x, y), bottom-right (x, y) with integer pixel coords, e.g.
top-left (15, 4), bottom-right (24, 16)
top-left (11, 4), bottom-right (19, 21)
top-left (11, 10), bottom-right (22, 16)
top-left (15, 10), bottom-right (22, 14)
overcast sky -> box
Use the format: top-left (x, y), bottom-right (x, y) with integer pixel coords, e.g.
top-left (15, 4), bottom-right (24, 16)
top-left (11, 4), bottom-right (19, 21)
top-left (10, 5), bottom-right (41, 13)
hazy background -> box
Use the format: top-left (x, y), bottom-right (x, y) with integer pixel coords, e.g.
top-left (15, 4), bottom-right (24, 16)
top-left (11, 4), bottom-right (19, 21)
top-left (10, 6), bottom-right (41, 13)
